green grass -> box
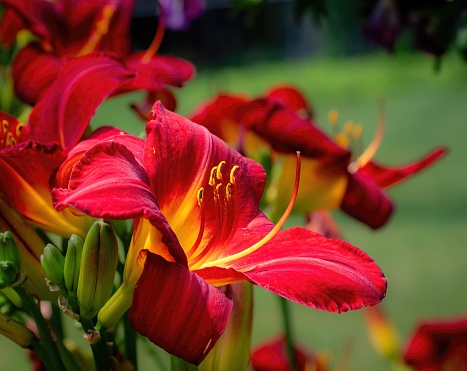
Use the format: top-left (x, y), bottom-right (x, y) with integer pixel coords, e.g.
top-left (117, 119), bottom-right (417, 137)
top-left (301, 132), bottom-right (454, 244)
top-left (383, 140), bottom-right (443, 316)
top-left (2, 52), bottom-right (466, 370)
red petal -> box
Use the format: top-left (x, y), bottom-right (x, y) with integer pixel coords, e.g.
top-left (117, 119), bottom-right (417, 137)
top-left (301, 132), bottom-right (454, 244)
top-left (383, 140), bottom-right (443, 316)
top-left (130, 90), bottom-right (178, 121)
top-left (265, 85), bottom-right (314, 118)
top-left (120, 52), bottom-right (195, 94)
top-left (340, 172), bottom-right (394, 229)
top-left (52, 139), bottom-right (187, 265)
top-left (129, 251), bottom-right (232, 365)
top-left (359, 148), bottom-right (447, 188)
top-left (190, 94), bottom-right (251, 141)
top-left (28, 53), bottom-right (134, 148)
top-left (244, 98), bottom-right (350, 164)
top-left (145, 102), bottom-right (267, 258)
top-left (12, 44), bottom-right (61, 105)
top-left (226, 227), bottom-right (387, 313)
top-left (404, 317), bottom-right (467, 369)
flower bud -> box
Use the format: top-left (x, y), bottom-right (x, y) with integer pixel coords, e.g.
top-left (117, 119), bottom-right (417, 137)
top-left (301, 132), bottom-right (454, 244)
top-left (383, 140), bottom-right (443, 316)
top-left (41, 244), bottom-right (67, 296)
top-left (78, 220), bottom-right (118, 319)
top-left (64, 235), bottom-right (84, 298)
top-left (0, 232), bottom-right (22, 288)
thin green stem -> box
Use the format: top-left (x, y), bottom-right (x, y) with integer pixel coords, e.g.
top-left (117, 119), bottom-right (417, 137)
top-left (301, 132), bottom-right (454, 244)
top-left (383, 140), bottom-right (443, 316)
top-left (15, 287), bottom-right (65, 371)
top-left (278, 296), bottom-right (298, 371)
top-left (81, 317), bottom-right (111, 371)
top-left (122, 312), bottom-right (137, 368)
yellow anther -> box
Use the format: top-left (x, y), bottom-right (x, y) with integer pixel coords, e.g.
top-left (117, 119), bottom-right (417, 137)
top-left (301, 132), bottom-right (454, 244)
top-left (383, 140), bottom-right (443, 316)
top-left (226, 183), bottom-right (233, 200)
top-left (209, 166), bottom-right (218, 187)
top-left (216, 161), bottom-right (226, 181)
top-left (344, 120), bottom-right (354, 134)
top-left (197, 188), bottom-right (204, 206)
top-left (214, 183), bottom-right (222, 201)
top-left (6, 132), bottom-right (14, 147)
top-left (230, 165), bottom-right (239, 184)
top-left (353, 123), bottom-right (363, 139)
top-left (328, 110), bottom-right (339, 126)
top-left (16, 122), bottom-right (24, 137)
top-left (335, 133), bottom-right (350, 149)
top-left (152, 147), bottom-right (156, 155)
top-left (2, 120), bottom-right (8, 133)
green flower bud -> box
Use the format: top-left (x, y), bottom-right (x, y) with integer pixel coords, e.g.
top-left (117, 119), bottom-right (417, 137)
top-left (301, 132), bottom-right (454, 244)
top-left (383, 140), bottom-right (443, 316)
top-left (41, 244), bottom-right (67, 296)
top-left (0, 262), bottom-right (19, 289)
top-left (0, 232), bottom-right (22, 272)
top-left (78, 221), bottom-right (118, 319)
top-left (64, 235), bottom-right (84, 298)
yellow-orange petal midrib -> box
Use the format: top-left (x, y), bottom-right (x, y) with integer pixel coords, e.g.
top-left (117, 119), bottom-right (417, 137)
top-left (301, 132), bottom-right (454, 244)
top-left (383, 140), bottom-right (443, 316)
top-left (158, 135), bottom-right (213, 255)
top-left (2, 162), bottom-right (91, 237)
top-left (75, 5), bottom-right (116, 57)
top-left (268, 155), bottom-right (347, 217)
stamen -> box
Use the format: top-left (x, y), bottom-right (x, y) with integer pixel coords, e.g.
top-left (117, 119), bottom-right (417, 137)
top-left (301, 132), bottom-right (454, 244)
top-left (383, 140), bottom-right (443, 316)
top-left (15, 122), bottom-right (24, 138)
top-left (141, 13), bottom-right (165, 63)
top-left (328, 110), bottom-right (338, 126)
top-left (76, 5), bottom-right (116, 56)
top-left (216, 161), bottom-right (226, 181)
top-left (197, 187), bottom-right (204, 206)
top-left (335, 132), bottom-right (350, 149)
top-left (347, 100), bottom-right (385, 174)
top-left (230, 166), bottom-right (239, 184)
top-left (2, 120), bottom-right (8, 133)
top-left (209, 166), bottom-right (218, 187)
top-left (344, 120), bottom-right (354, 134)
top-left (200, 152), bottom-right (301, 268)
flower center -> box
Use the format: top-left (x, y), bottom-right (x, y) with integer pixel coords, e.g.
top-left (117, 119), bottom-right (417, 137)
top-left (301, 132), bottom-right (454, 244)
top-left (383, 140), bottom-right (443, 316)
top-left (187, 161), bottom-right (240, 267)
top-left (0, 117), bottom-right (26, 150)
top-left (192, 152), bottom-right (301, 270)
top-left (328, 101), bottom-right (385, 174)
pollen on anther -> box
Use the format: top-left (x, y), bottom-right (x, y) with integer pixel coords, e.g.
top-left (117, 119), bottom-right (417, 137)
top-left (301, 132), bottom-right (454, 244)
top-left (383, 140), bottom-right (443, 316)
top-left (209, 166), bottom-right (218, 187)
top-left (2, 120), bottom-right (8, 133)
top-left (226, 183), bottom-right (233, 199)
top-left (197, 188), bottom-right (204, 206)
top-left (16, 122), bottom-right (24, 137)
top-left (152, 147), bottom-right (156, 155)
top-left (216, 161), bottom-right (226, 181)
top-left (230, 165), bottom-right (239, 184)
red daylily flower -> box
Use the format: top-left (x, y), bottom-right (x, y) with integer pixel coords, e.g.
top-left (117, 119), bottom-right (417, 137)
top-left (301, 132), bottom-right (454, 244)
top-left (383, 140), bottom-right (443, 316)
top-left (0, 54), bottom-right (134, 237)
top-left (1, 0), bottom-right (195, 106)
top-left (53, 101), bottom-right (386, 364)
top-left (404, 317), bottom-right (467, 370)
top-left (251, 336), bottom-right (328, 371)
top-left (190, 85), bottom-right (446, 229)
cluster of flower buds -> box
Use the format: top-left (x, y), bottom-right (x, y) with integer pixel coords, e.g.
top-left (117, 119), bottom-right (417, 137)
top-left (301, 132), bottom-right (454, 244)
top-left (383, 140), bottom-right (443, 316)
top-left (40, 220), bottom-right (118, 320)
top-left (0, 232), bottom-right (23, 289)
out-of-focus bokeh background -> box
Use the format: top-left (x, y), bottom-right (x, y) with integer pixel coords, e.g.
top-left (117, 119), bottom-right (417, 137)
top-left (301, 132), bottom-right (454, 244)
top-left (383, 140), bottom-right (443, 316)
top-left (2, 0), bottom-right (466, 369)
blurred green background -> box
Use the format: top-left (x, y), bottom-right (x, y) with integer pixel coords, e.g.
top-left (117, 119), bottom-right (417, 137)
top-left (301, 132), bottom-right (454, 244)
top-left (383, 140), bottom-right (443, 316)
top-left (1, 51), bottom-right (466, 370)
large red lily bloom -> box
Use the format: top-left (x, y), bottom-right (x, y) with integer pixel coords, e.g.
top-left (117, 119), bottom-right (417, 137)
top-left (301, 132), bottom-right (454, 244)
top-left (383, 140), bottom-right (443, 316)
top-left (190, 86), bottom-right (446, 229)
top-left (404, 317), bottom-right (467, 370)
top-left (1, 0), bottom-right (195, 106)
top-left (53, 102), bottom-right (386, 364)
top-left (0, 54), bottom-right (134, 237)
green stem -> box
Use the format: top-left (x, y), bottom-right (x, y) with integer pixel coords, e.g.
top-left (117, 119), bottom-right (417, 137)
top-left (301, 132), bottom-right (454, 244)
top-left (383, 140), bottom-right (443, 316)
top-left (81, 318), bottom-right (111, 371)
top-left (170, 355), bottom-right (198, 371)
top-left (122, 312), bottom-right (137, 368)
top-left (15, 287), bottom-right (65, 371)
top-left (278, 296), bottom-right (298, 371)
